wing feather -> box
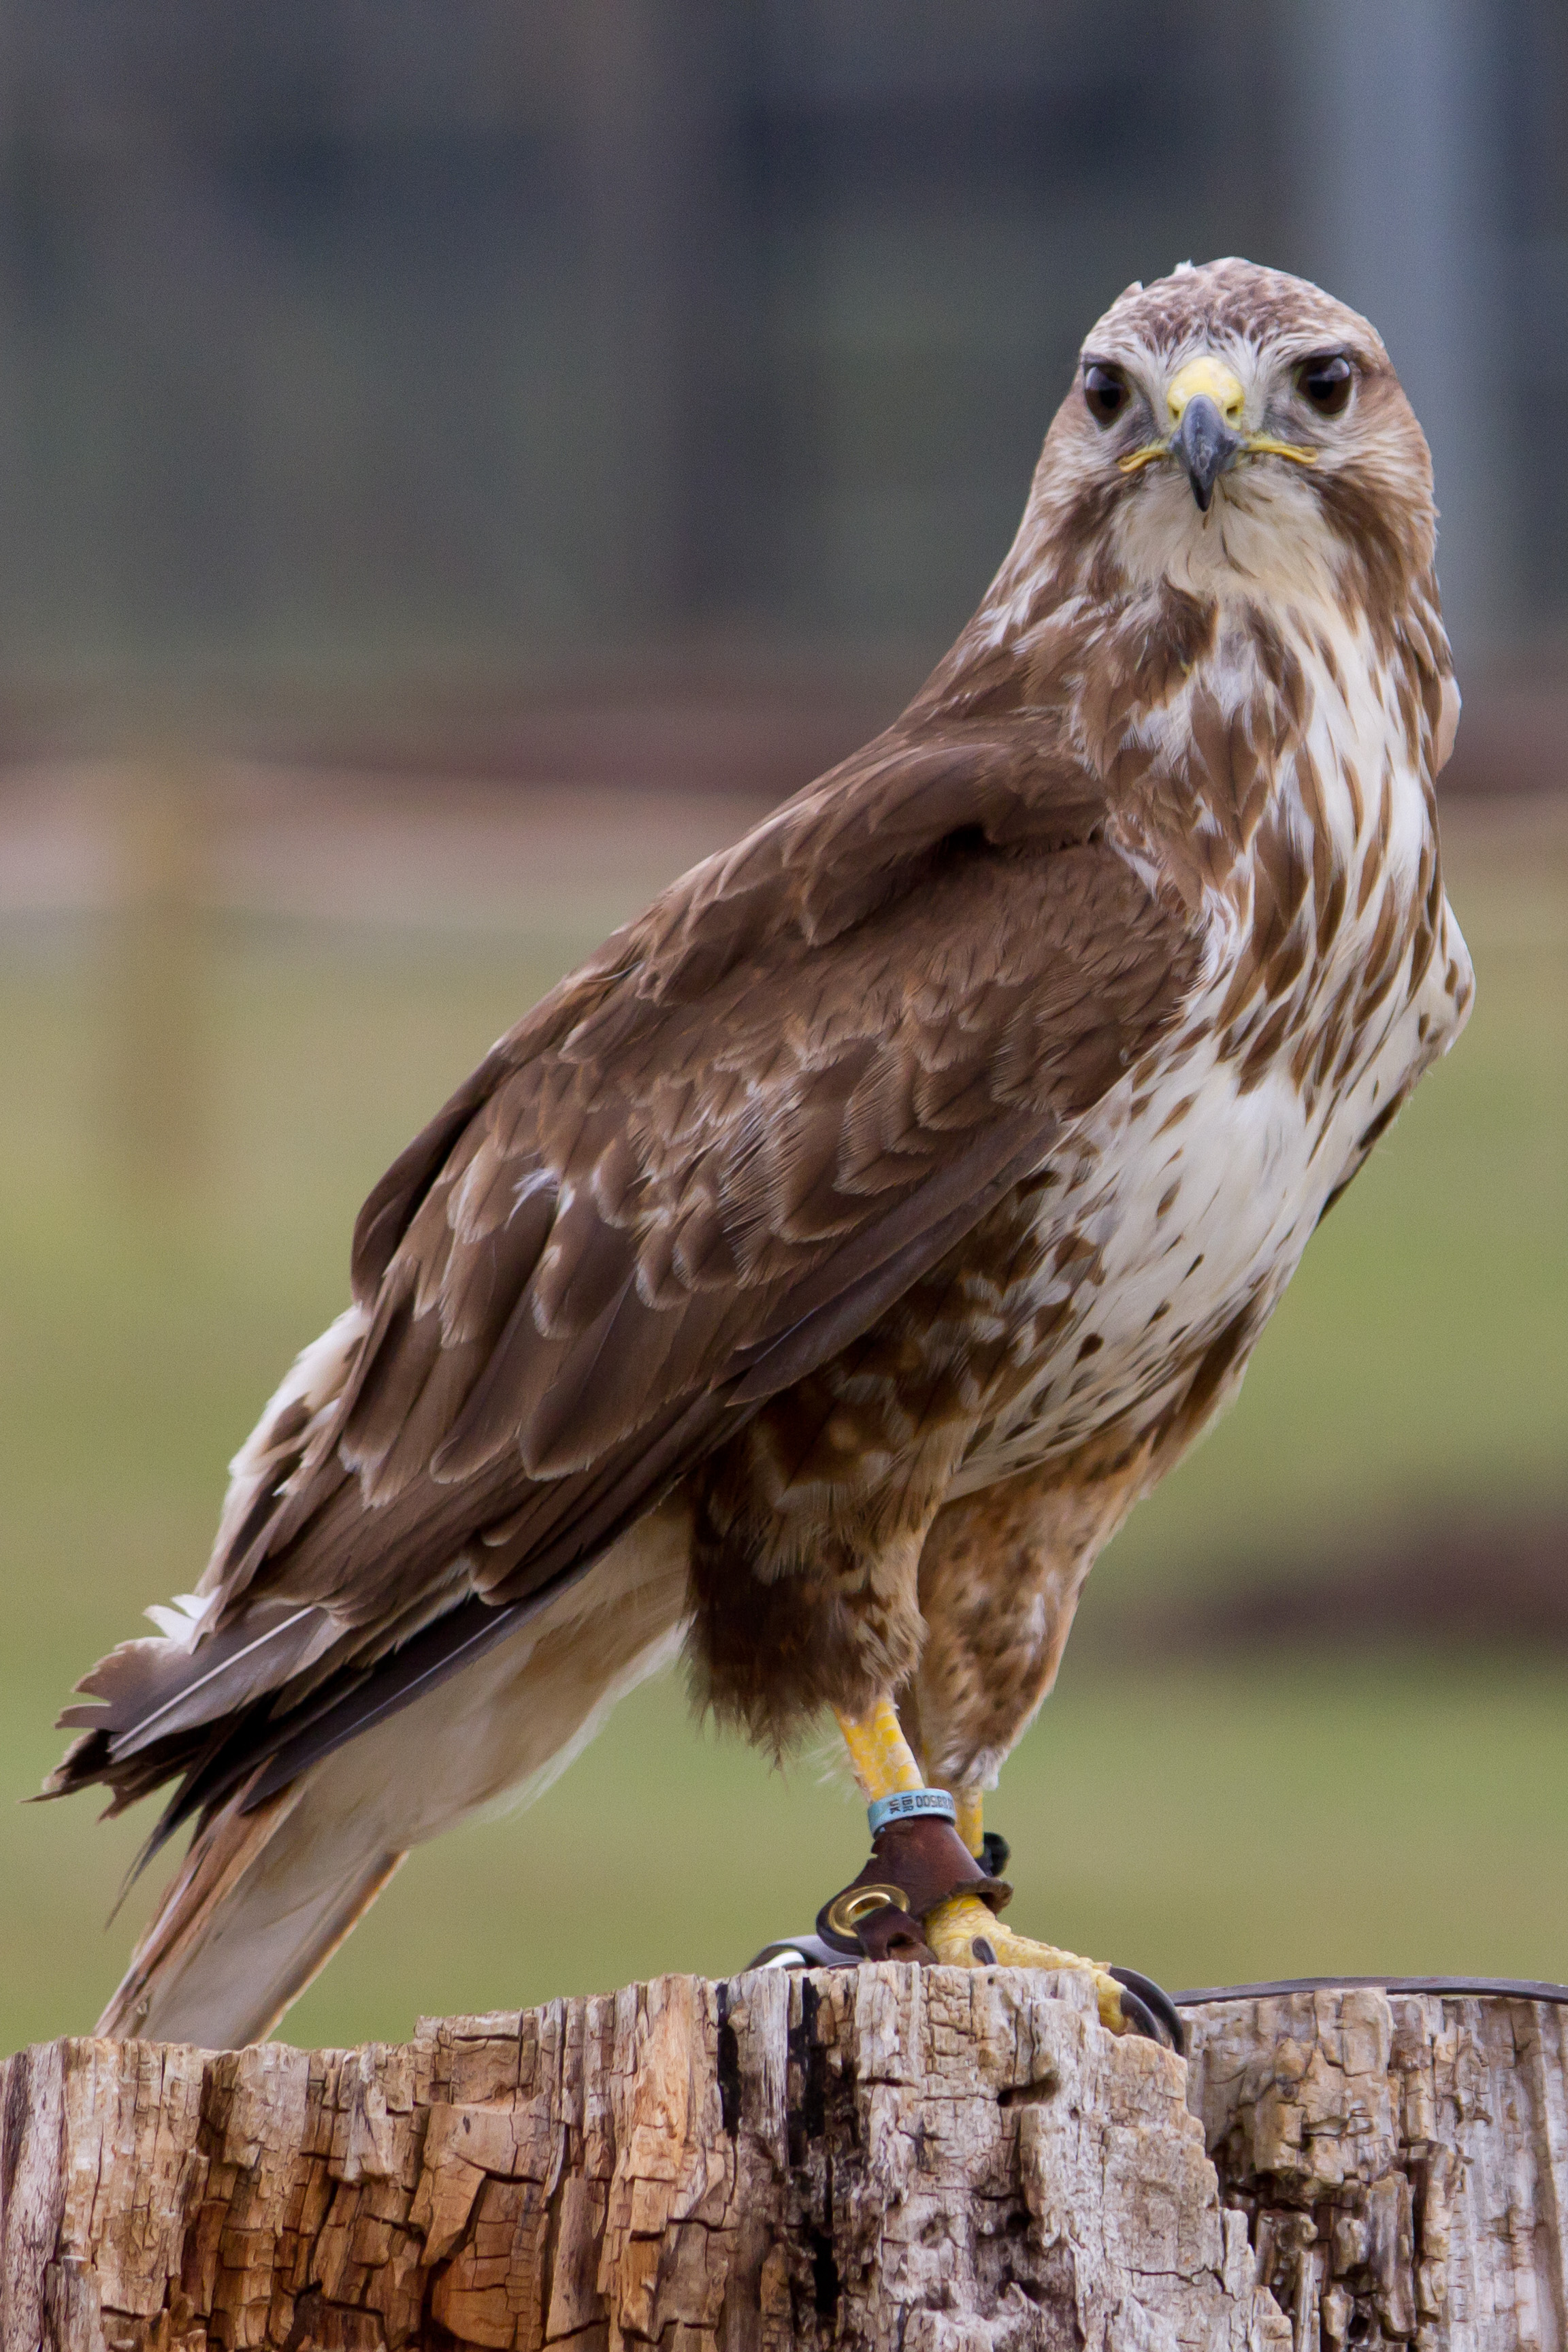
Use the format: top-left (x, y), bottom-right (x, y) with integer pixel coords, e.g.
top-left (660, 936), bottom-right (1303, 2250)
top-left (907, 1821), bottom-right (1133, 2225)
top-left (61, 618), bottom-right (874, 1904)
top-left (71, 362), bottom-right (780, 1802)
top-left (52, 719), bottom-right (1203, 1827)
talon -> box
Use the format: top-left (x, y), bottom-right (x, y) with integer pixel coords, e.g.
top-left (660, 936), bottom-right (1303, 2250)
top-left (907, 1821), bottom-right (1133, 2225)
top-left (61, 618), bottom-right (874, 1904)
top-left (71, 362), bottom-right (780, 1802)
top-left (972, 1936), bottom-right (998, 1965)
top-left (1111, 1982), bottom-right (1160, 2040)
top-left (1108, 1965), bottom-right (1187, 2055)
top-left (977, 1830), bottom-right (1011, 1878)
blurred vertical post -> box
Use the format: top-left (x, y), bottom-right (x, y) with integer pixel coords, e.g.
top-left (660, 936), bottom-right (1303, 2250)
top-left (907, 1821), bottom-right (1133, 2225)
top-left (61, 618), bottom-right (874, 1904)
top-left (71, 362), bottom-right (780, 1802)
top-left (102, 753), bottom-right (212, 1200)
top-left (572, 0), bottom-right (739, 627)
top-left (1286, 0), bottom-right (1509, 666)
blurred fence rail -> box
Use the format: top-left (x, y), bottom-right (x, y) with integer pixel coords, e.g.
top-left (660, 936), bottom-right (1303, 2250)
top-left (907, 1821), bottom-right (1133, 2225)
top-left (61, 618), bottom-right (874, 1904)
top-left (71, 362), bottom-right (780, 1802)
top-left (1, 668), bottom-right (1564, 1205)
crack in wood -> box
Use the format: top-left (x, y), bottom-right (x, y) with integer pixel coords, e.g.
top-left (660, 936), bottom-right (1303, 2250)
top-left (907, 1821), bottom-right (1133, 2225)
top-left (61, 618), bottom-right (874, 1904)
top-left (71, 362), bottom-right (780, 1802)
top-left (3, 1975), bottom-right (1564, 2351)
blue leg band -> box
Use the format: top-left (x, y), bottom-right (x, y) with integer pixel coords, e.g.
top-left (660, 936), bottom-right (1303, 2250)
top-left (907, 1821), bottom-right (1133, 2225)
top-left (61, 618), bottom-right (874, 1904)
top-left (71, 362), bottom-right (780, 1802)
top-left (868, 1788), bottom-right (958, 1836)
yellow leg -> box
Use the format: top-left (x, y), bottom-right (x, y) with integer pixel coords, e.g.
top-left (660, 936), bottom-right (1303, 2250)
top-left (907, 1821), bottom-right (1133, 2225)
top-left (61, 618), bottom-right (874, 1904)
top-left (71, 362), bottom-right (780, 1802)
top-left (834, 1697), bottom-right (924, 1802)
top-left (833, 1710), bottom-right (1153, 2041)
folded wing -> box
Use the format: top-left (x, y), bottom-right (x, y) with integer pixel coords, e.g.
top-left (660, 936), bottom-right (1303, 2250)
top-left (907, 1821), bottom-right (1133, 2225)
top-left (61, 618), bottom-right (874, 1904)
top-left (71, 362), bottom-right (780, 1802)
top-left (51, 719), bottom-right (1200, 1848)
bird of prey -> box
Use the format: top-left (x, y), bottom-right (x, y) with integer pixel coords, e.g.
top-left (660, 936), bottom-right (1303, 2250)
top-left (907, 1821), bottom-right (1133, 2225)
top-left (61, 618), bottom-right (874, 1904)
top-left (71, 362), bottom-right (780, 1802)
top-left (52, 259), bottom-right (1473, 2051)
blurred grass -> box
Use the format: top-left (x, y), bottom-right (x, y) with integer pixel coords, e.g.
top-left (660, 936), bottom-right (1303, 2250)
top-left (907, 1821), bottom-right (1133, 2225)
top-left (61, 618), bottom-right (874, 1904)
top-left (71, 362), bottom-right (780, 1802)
top-left (1, 800), bottom-right (1564, 2055)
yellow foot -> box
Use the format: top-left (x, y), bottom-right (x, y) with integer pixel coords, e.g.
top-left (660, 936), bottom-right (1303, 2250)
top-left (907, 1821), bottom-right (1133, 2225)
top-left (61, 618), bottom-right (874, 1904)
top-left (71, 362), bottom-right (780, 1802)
top-left (926, 1893), bottom-right (1166, 2042)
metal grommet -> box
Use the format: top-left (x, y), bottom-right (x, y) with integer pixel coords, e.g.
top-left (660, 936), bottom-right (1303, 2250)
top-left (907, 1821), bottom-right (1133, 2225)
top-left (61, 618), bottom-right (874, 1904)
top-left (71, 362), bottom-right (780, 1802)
top-left (823, 1882), bottom-right (911, 1940)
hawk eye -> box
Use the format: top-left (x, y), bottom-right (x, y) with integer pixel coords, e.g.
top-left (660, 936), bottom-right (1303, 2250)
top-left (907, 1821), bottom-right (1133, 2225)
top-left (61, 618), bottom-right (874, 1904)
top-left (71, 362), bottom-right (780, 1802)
top-left (1083, 362), bottom-right (1131, 425)
top-left (1296, 353), bottom-right (1353, 417)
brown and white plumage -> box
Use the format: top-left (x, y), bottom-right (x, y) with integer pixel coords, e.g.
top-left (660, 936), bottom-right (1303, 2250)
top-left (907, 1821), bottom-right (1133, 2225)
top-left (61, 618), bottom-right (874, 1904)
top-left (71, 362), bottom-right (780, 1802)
top-left (52, 259), bottom-right (1473, 2045)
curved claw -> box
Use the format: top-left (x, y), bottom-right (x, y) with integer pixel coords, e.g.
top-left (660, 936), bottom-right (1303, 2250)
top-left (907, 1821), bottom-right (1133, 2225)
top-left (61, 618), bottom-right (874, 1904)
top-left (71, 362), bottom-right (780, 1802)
top-left (1111, 1982), bottom-right (1162, 2042)
top-left (1109, 1965), bottom-right (1187, 2055)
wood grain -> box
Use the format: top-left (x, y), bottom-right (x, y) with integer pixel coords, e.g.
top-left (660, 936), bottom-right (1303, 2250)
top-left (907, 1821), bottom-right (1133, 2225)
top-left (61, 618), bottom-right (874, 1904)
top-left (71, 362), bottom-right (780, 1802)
top-left (5, 1974), bottom-right (1563, 2350)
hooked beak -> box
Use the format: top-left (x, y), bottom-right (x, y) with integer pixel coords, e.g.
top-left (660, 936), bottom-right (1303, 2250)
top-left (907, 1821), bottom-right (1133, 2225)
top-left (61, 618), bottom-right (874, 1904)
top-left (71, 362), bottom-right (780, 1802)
top-left (1173, 393), bottom-right (1239, 512)
top-left (1114, 353), bottom-right (1320, 506)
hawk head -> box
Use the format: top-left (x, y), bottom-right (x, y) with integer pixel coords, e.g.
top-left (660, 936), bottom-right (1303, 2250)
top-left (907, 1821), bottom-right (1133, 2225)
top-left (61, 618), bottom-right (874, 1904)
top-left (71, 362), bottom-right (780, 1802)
top-left (1013, 258), bottom-right (1439, 623)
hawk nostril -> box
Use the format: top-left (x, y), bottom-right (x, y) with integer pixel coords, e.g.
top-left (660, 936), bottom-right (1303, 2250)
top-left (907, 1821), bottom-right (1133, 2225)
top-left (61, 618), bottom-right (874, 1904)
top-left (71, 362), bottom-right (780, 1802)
top-left (1167, 357), bottom-right (1246, 430)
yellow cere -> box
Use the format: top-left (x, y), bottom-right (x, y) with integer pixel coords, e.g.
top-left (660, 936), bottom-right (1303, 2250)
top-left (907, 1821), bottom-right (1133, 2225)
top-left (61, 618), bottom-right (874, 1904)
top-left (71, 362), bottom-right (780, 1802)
top-left (1166, 355), bottom-right (1247, 423)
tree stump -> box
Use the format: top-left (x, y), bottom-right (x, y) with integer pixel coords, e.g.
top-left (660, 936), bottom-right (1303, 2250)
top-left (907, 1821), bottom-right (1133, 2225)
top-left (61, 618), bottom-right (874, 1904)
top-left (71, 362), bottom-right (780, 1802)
top-left (3, 1970), bottom-right (1565, 2352)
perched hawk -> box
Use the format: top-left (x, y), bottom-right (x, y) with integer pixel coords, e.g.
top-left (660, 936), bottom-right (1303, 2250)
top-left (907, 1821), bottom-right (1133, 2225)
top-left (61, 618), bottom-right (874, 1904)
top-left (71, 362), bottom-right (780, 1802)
top-left (52, 259), bottom-right (1473, 2050)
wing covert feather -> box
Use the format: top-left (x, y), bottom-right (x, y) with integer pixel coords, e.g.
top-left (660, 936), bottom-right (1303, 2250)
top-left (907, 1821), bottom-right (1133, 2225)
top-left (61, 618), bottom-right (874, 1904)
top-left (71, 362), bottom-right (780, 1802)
top-left (50, 722), bottom-right (1203, 1829)
top-left (217, 777), bottom-right (1196, 1640)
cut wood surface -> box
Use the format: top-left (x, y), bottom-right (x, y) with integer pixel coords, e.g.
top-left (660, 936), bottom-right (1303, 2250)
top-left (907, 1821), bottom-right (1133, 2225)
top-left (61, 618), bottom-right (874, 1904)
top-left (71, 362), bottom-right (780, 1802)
top-left (3, 1971), bottom-right (1566, 2352)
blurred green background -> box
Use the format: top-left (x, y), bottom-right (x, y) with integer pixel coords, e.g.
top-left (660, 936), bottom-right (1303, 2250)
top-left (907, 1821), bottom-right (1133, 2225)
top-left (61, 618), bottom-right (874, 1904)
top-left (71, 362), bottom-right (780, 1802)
top-left (2, 793), bottom-right (1563, 2055)
top-left (0, 4), bottom-right (1565, 2056)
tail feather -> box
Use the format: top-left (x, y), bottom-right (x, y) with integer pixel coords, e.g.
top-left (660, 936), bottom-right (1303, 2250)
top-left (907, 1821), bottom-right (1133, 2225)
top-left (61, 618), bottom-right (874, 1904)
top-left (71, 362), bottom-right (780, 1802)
top-left (48, 1303), bottom-right (374, 1828)
top-left (97, 1777), bottom-right (404, 2047)
top-left (92, 1504), bottom-right (690, 2047)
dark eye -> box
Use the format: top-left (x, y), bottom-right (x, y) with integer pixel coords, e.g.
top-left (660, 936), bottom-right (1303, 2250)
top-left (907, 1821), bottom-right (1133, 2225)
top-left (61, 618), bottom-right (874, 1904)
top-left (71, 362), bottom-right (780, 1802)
top-left (1296, 353), bottom-right (1353, 417)
top-left (1083, 361), bottom-right (1131, 425)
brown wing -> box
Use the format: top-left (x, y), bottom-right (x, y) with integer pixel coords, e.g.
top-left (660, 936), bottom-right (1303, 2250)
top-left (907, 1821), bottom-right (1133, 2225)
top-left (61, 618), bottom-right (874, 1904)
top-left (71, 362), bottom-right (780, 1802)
top-left (52, 720), bottom-right (1200, 1828)
top-left (230, 729), bottom-right (1186, 1606)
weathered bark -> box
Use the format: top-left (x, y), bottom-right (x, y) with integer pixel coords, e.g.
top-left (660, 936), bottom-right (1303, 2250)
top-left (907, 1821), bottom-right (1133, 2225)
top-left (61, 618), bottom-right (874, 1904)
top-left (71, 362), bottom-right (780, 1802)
top-left (1186, 1983), bottom-right (1568, 2349)
top-left (2, 1972), bottom-right (1565, 2352)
